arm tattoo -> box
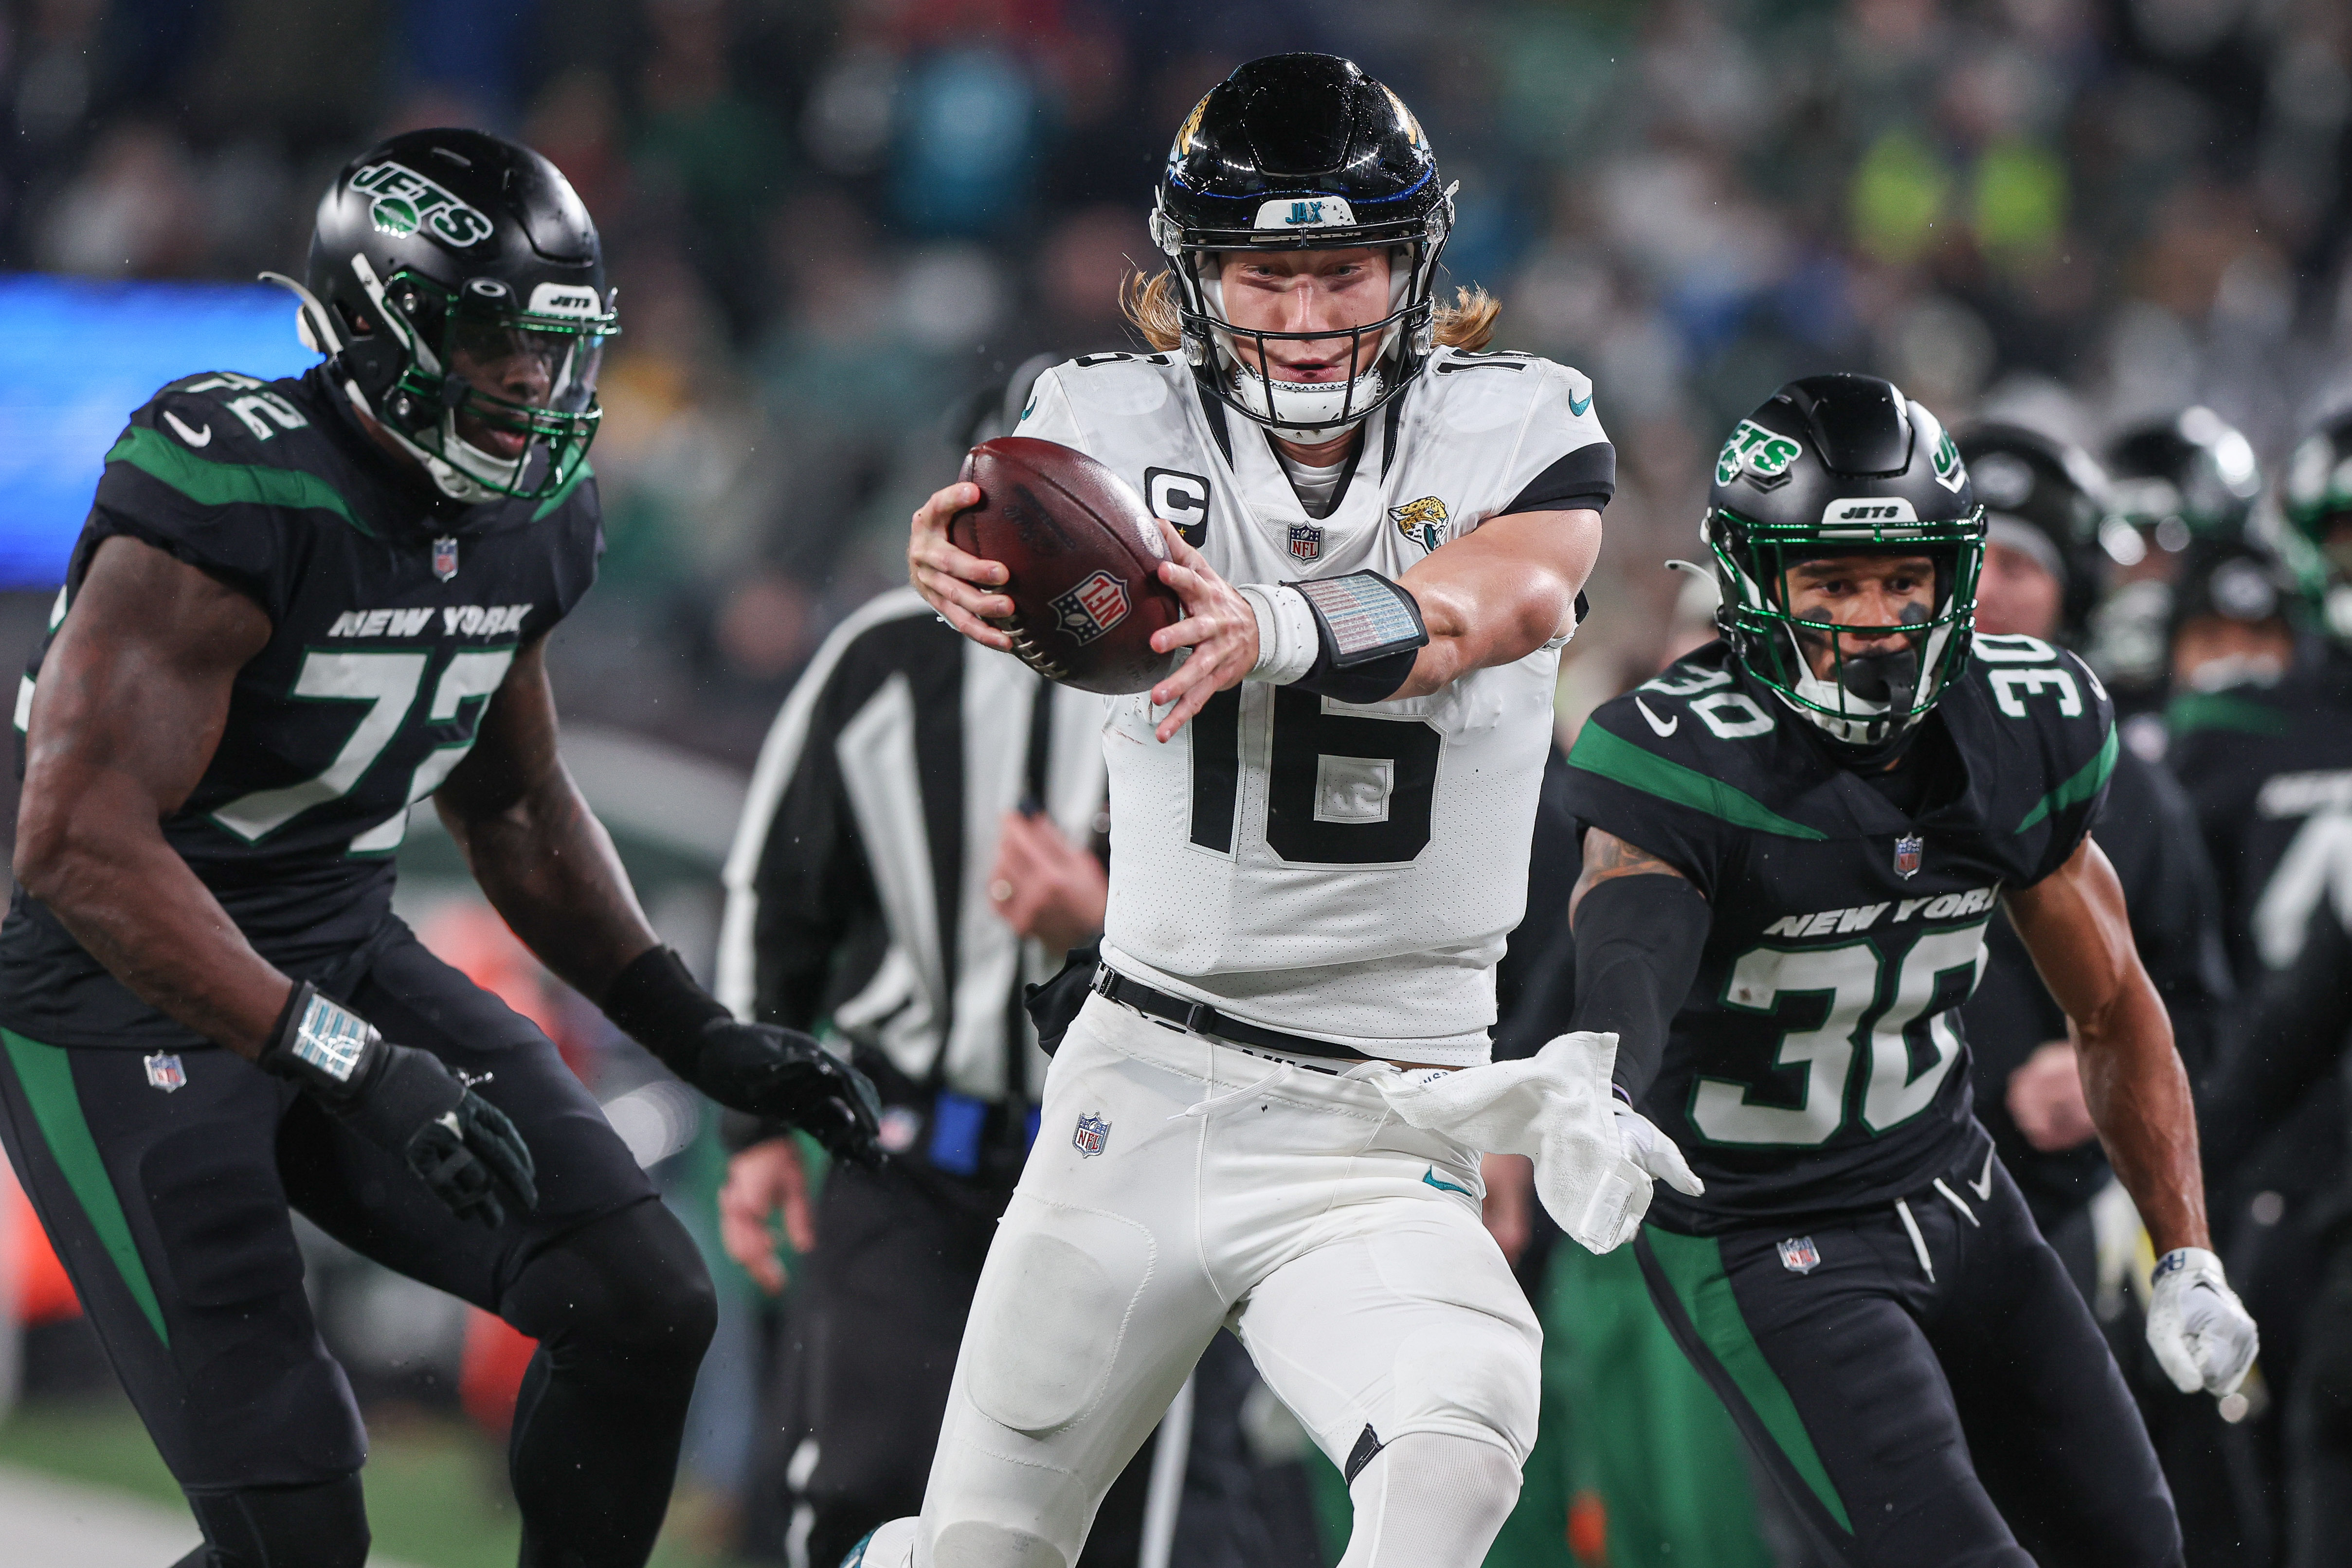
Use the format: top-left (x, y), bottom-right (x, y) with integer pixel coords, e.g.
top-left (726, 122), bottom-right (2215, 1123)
top-left (1570, 829), bottom-right (1689, 923)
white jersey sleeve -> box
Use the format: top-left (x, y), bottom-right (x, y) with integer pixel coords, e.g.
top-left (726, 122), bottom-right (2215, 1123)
top-left (1022, 348), bottom-right (1612, 1065)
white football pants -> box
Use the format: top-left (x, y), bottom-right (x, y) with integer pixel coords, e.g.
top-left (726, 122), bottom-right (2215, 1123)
top-left (914, 993), bottom-right (1541, 1568)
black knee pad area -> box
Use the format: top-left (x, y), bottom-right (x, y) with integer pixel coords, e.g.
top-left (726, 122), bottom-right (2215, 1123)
top-left (184, 1474), bottom-right (369, 1568)
top-left (501, 1198), bottom-right (718, 1372)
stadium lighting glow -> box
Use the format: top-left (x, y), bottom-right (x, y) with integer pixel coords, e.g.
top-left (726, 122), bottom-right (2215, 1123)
top-left (0, 273), bottom-right (321, 587)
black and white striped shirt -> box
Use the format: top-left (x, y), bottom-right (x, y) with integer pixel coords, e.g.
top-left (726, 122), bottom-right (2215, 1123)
top-left (717, 589), bottom-right (1107, 1101)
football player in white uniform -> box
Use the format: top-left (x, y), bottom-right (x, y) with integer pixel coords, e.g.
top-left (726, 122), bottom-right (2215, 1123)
top-left (872, 55), bottom-right (1698, 1568)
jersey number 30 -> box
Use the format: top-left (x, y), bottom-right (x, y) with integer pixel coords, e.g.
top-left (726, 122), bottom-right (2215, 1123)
top-left (1695, 925), bottom-right (1986, 1146)
top-left (1188, 688), bottom-right (1441, 864)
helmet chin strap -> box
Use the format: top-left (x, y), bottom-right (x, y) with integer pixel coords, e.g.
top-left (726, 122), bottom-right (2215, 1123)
top-left (1782, 606), bottom-right (1930, 752)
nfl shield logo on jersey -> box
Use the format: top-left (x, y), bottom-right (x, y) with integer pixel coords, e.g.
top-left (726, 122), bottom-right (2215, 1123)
top-left (1049, 570), bottom-right (1131, 645)
top-left (1777, 1235), bottom-right (1821, 1275)
top-left (1894, 834), bottom-right (1924, 879)
top-left (1287, 523), bottom-right (1323, 562)
top-left (1072, 1112), bottom-right (1111, 1158)
top-left (144, 1052), bottom-right (186, 1093)
top-left (432, 535), bottom-right (460, 582)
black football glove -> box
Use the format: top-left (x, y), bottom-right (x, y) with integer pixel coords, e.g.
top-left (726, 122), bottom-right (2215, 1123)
top-left (600, 945), bottom-right (884, 1166)
top-left (258, 982), bottom-right (539, 1228)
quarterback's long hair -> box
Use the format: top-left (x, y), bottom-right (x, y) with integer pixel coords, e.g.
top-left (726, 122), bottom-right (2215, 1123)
top-left (1120, 269), bottom-right (1501, 355)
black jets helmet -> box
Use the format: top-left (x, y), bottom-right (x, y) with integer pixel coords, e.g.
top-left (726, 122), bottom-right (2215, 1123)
top-left (1704, 374), bottom-right (1985, 755)
top-left (1957, 422), bottom-right (2110, 640)
top-left (266, 128), bottom-right (618, 504)
top-left (2280, 409), bottom-right (2352, 643)
top-left (1150, 54), bottom-right (1453, 442)
top-left (2101, 407), bottom-right (2262, 565)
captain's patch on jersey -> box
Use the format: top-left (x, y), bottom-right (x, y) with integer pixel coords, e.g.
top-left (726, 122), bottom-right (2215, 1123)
top-left (1049, 570), bottom-right (1130, 645)
top-left (1073, 1112), bottom-right (1111, 1157)
top-left (1778, 1236), bottom-right (1821, 1274)
top-left (1389, 496), bottom-right (1449, 553)
top-left (144, 1052), bottom-right (186, 1093)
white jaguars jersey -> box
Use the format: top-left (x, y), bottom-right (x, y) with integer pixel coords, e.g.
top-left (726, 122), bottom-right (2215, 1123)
top-left (1017, 347), bottom-right (1611, 1064)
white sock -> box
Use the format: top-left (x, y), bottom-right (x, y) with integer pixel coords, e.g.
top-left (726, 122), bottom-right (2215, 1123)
top-left (1336, 1432), bottom-right (1522, 1568)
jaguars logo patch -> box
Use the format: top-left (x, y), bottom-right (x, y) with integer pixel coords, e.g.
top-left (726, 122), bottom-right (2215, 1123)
top-left (1390, 496), bottom-right (1449, 554)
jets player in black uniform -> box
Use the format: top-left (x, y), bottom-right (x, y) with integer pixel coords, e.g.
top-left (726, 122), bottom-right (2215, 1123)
top-left (1561, 375), bottom-right (2256, 1567)
top-left (0, 129), bottom-right (878, 1568)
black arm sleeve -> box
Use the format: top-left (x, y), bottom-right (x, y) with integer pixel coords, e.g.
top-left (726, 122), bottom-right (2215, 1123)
top-left (2201, 900), bottom-right (2352, 1179)
top-left (1569, 873), bottom-right (1711, 1101)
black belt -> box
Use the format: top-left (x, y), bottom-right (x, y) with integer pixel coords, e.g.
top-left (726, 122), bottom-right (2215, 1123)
top-left (1091, 967), bottom-right (1369, 1063)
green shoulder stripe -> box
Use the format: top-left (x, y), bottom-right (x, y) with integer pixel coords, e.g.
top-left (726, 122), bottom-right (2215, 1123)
top-left (1569, 720), bottom-right (1827, 841)
top-left (2015, 721), bottom-right (2119, 834)
top-left (2167, 690), bottom-right (2290, 739)
top-left (530, 457), bottom-right (595, 522)
top-left (1, 1031), bottom-right (170, 1345)
top-left (106, 424), bottom-right (373, 539)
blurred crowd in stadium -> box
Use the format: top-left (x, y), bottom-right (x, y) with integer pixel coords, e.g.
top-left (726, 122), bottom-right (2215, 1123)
top-left (12, 1), bottom-right (2352, 1565)
top-left (6, 0), bottom-right (2349, 762)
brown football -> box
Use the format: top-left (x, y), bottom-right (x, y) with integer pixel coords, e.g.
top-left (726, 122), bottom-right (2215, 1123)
top-left (948, 436), bottom-right (1185, 695)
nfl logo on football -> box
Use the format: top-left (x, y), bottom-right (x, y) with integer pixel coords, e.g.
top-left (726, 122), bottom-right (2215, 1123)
top-left (1894, 834), bottom-right (1924, 879)
top-left (1072, 1112), bottom-right (1111, 1158)
top-left (1777, 1235), bottom-right (1821, 1275)
top-left (1049, 570), bottom-right (1130, 645)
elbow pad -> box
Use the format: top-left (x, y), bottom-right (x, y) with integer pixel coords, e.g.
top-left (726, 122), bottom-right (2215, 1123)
top-left (1240, 571), bottom-right (1428, 705)
top-left (1571, 872), bottom-right (1711, 1102)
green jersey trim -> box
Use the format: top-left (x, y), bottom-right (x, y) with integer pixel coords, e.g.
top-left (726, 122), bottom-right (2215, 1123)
top-left (2166, 690), bottom-right (2290, 739)
top-left (1569, 721), bottom-right (1828, 841)
top-left (2013, 723), bottom-right (2118, 835)
top-left (1, 1030), bottom-right (170, 1345)
top-left (1643, 1227), bottom-right (1851, 1532)
top-left (529, 458), bottom-right (594, 522)
top-left (106, 424), bottom-right (375, 540)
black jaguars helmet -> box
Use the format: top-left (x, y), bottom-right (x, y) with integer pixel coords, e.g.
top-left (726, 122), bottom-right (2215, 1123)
top-left (2102, 407), bottom-right (2262, 565)
top-left (1705, 374), bottom-right (1985, 755)
top-left (2282, 408), bottom-right (2352, 643)
top-left (1957, 422), bottom-right (2110, 640)
top-left (1150, 54), bottom-right (1454, 441)
top-left (265, 128), bottom-right (618, 504)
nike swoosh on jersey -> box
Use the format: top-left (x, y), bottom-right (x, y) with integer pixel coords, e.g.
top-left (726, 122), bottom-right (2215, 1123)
top-left (1422, 1167), bottom-right (1474, 1197)
top-left (162, 410), bottom-right (212, 448)
top-left (1969, 1146), bottom-right (1995, 1201)
top-left (1569, 390), bottom-right (1593, 416)
top-left (1635, 696), bottom-right (1678, 737)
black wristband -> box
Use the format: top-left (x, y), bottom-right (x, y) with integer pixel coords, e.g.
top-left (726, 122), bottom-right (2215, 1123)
top-left (1570, 870), bottom-right (1711, 1102)
top-left (255, 981), bottom-right (384, 1106)
top-left (600, 945), bottom-right (731, 1076)
top-left (1287, 571), bottom-right (1429, 704)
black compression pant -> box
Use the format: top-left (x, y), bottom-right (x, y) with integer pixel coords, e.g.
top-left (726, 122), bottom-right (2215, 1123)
top-left (0, 923), bottom-right (710, 1568)
top-left (1637, 1141), bottom-right (2181, 1568)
